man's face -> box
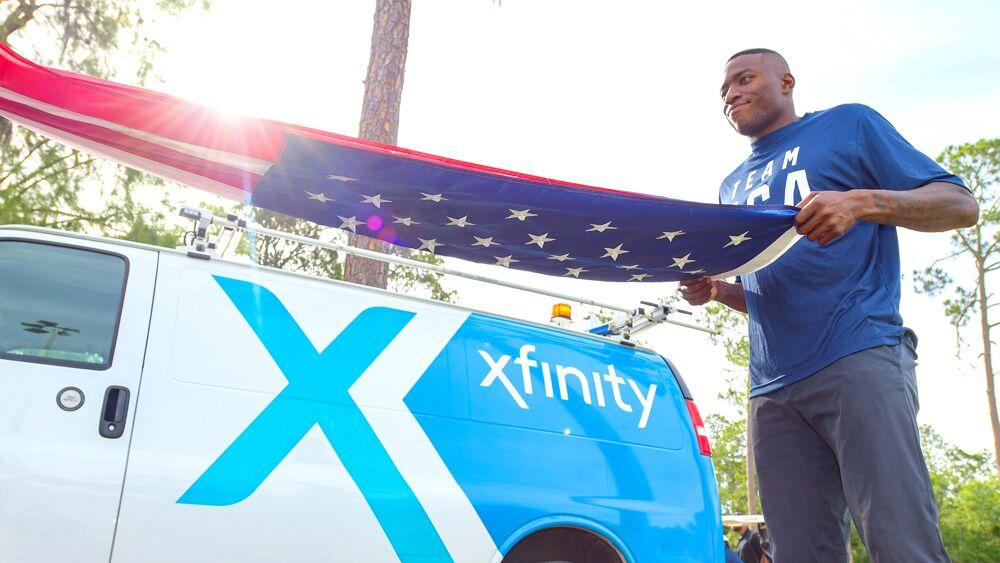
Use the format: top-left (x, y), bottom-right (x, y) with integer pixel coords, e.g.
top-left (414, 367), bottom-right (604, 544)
top-left (720, 54), bottom-right (791, 138)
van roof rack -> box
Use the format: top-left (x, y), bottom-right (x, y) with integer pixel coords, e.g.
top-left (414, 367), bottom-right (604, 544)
top-left (178, 206), bottom-right (717, 338)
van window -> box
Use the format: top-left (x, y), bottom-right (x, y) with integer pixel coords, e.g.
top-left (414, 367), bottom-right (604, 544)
top-left (0, 241), bottom-right (127, 369)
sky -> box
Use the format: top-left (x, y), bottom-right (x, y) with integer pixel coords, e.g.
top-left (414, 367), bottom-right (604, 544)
top-left (135, 0), bottom-right (1000, 451)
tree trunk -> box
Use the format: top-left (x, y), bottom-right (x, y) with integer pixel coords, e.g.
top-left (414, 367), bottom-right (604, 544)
top-left (343, 0), bottom-right (411, 288)
top-left (977, 261), bottom-right (1000, 474)
top-left (0, 1), bottom-right (41, 44)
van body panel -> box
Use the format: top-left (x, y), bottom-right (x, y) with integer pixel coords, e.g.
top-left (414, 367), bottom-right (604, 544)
top-left (0, 232), bottom-right (157, 562)
top-left (113, 257), bottom-right (500, 562)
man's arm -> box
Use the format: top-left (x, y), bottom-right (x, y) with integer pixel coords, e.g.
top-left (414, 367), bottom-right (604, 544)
top-left (795, 182), bottom-right (979, 245)
top-left (678, 277), bottom-right (747, 314)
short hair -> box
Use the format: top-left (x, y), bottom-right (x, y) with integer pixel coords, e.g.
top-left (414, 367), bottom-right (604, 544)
top-left (727, 48), bottom-right (790, 71)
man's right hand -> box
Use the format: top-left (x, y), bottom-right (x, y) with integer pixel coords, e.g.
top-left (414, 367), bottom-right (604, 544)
top-left (678, 277), bottom-right (719, 306)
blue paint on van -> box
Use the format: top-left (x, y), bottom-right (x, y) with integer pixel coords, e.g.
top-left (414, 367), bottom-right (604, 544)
top-left (407, 313), bottom-right (723, 561)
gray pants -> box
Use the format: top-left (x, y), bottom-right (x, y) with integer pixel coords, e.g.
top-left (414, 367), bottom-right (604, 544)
top-left (750, 340), bottom-right (950, 563)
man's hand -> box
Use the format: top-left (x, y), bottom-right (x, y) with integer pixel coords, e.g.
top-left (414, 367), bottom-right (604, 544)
top-left (794, 191), bottom-right (863, 245)
top-left (679, 277), bottom-right (718, 306)
top-left (680, 277), bottom-right (748, 313)
top-left (794, 183), bottom-right (979, 243)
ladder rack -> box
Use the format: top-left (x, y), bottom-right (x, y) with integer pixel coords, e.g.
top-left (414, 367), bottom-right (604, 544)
top-left (178, 207), bottom-right (717, 337)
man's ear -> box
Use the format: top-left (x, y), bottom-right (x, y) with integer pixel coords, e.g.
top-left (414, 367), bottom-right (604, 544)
top-left (782, 72), bottom-right (796, 94)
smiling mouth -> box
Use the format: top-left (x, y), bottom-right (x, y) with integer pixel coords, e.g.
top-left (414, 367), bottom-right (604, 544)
top-left (728, 103), bottom-right (748, 118)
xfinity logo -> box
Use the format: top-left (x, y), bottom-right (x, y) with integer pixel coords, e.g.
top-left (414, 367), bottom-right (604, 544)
top-left (477, 344), bottom-right (657, 429)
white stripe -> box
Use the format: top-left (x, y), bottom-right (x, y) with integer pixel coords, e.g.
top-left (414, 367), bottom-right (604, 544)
top-left (0, 86), bottom-right (274, 175)
top-left (712, 226), bottom-right (801, 280)
top-left (350, 310), bottom-right (502, 563)
top-left (0, 110), bottom-right (253, 201)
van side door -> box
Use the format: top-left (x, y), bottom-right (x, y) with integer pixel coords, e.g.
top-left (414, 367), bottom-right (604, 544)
top-left (0, 234), bottom-right (157, 562)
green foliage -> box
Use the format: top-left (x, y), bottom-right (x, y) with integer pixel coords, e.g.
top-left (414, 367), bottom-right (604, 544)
top-left (0, 1), bottom-right (207, 246)
top-left (850, 525), bottom-right (869, 563)
top-left (704, 301), bottom-right (750, 368)
top-left (922, 425), bottom-right (993, 497)
top-left (706, 413), bottom-right (748, 515)
top-left (1, 0), bottom-right (208, 80)
top-left (701, 293), bottom-right (754, 524)
top-left (0, 129), bottom-right (182, 247)
top-left (938, 139), bottom-right (1000, 219)
top-left (920, 425), bottom-right (997, 562)
top-left (110, 190), bottom-right (184, 248)
top-left (0, 131), bottom-right (99, 230)
top-left (238, 209), bottom-right (344, 280)
top-left (939, 476), bottom-right (1000, 561)
top-left (913, 138), bottom-right (1000, 344)
top-left (388, 251), bottom-right (456, 303)
top-left (235, 208), bottom-right (455, 303)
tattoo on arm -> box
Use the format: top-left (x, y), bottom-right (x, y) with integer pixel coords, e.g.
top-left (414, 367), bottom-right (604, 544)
top-left (862, 183), bottom-right (977, 232)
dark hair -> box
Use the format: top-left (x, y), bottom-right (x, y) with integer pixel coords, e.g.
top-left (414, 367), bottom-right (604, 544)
top-left (727, 48), bottom-right (789, 70)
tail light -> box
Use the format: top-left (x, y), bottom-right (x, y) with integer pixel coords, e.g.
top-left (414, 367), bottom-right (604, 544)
top-left (685, 399), bottom-right (712, 456)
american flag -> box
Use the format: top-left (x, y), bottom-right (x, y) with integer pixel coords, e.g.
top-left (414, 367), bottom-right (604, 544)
top-left (0, 43), bottom-right (798, 282)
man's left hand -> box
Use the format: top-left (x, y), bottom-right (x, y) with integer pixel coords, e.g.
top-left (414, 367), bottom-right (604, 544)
top-left (794, 191), bottom-right (864, 245)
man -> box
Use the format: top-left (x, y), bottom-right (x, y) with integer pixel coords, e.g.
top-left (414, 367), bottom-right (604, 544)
top-left (680, 49), bottom-right (979, 562)
top-left (735, 525), bottom-right (766, 563)
top-left (724, 539), bottom-right (744, 563)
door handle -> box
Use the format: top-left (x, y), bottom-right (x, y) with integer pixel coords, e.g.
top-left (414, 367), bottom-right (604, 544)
top-left (99, 386), bottom-right (130, 439)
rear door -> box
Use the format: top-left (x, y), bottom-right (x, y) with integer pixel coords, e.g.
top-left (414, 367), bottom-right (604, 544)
top-left (0, 234), bottom-right (156, 562)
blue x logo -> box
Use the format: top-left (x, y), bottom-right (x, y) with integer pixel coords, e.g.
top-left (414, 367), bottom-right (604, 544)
top-left (178, 276), bottom-right (451, 561)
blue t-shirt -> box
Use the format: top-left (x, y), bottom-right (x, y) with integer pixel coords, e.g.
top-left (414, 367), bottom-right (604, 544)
top-left (718, 104), bottom-right (966, 397)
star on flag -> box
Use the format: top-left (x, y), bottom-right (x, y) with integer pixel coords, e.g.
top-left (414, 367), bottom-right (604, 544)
top-left (657, 230), bottom-right (685, 241)
top-left (361, 194), bottom-right (391, 208)
top-left (725, 231), bottom-right (752, 247)
top-left (670, 253), bottom-right (695, 269)
top-left (338, 215), bottom-right (363, 233)
top-left (601, 244), bottom-right (629, 261)
top-left (507, 209), bottom-right (538, 221)
top-left (305, 190), bottom-right (333, 203)
top-left (446, 215), bottom-right (475, 227)
top-left (472, 236), bottom-right (499, 248)
top-left (418, 238), bottom-right (443, 253)
top-left (495, 255), bottom-right (519, 268)
top-left (526, 233), bottom-right (555, 248)
top-left (587, 221), bottom-right (618, 233)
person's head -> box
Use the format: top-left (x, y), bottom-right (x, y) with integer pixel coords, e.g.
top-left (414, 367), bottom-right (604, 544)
top-left (720, 48), bottom-right (796, 140)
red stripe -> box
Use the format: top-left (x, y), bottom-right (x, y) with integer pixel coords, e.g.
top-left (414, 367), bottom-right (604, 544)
top-left (0, 96), bottom-right (260, 191)
top-left (0, 42), bottom-right (285, 162)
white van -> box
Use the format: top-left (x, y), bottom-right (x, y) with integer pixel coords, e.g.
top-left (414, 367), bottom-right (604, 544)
top-left (0, 224), bottom-right (723, 562)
